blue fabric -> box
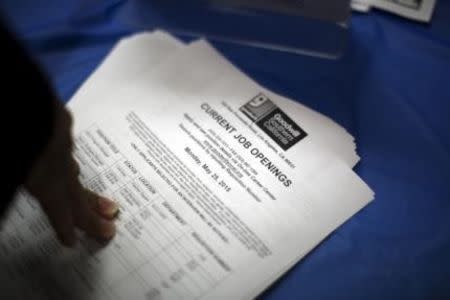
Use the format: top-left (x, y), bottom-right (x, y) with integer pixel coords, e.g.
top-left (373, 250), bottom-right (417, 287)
top-left (1, 1), bottom-right (449, 299)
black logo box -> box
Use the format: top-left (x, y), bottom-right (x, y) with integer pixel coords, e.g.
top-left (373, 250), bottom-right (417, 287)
top-left (256, 108), bottom-right (308, 151)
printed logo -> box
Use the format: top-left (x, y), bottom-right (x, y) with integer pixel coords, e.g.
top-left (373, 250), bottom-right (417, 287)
top-left (240, 93), bottom-right (308, 150)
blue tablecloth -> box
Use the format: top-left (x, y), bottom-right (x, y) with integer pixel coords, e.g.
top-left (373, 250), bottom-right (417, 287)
top-left (1, 1), bottom-right (449, 299)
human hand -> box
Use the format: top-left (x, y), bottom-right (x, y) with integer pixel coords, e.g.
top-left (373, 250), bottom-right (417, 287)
top-left (24, 99), bottom-right (118, 247)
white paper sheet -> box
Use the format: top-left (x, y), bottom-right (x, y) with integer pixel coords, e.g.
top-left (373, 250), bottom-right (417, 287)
top-left (147, 40), bottom-right (360, 167)
top-left (69, 31), bottom-right (183, 110)
top-left (0, 32), bottom-right (374, 300)
top-left (73, 32), bottom-right (359, 168)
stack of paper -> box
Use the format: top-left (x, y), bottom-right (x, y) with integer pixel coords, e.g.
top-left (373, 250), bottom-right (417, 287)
top-left (0, 32), bottom-right (374, 300)
top-left (351, 0), bottom-right (436, 22)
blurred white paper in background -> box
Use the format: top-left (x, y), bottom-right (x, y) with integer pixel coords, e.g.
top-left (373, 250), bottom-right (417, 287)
top-left (352, 0), bottom-right (372, 12)
top-left (351, 0), bottom-right (437, 22)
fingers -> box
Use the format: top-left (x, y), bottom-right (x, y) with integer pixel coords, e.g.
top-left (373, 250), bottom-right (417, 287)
top-left (72, 185), bottom-right (117, 241)
top-left (69, 157), bottom-right (117, 239)
top-left (95, 196), bottom-right (120, 220)
top-left (25, 101), bottom-right (119, 247)
top-left (39, 193), bottom-right (77, 247)
top-left (69, 157), bottom-right (118, 242)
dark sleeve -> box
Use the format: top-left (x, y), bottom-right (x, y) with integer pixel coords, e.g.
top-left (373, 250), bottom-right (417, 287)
top-left (0, 21), bottom-right (55, 214)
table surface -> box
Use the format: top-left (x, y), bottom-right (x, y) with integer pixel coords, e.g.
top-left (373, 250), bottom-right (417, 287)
top-left (1, 1), bottom-right (449, 299)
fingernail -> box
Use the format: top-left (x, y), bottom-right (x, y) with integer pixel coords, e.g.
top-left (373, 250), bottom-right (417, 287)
top-left (98, 197), bottom-right (119, 217)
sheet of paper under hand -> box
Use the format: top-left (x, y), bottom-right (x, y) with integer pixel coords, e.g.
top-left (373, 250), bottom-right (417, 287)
top-left (92, 37), bottom-right (368, 298)
top-left (0, 31), bottom-right (374, 300)
top-left (81, 33), bottom-right (372, 298)
top-left (92, 37), bottom-right (372, 299)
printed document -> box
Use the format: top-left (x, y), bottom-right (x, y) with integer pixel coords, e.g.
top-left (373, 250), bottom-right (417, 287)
top-left (0, 32), bottom-right (373, 300)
